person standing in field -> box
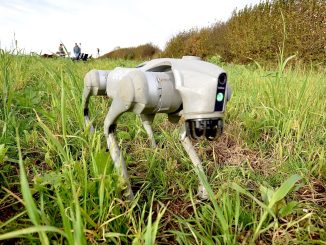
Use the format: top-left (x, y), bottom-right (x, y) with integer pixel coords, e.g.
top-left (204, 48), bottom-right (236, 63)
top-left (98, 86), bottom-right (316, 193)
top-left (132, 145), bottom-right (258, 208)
top-left (73, 43), bottom-right (81, 59)
top-left (97, 48), bottom-right (100, 58)
top-left (57, 43), bottom-right (65, 57)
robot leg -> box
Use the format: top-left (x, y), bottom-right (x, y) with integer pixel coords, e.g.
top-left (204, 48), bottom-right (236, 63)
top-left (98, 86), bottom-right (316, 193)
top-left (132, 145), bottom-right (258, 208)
top-left (104, 98), bottom-right (134, 200)
top-left (179, 125), bottom-right (209, 200)
top-left (140, 114), bottom-right (156, 148)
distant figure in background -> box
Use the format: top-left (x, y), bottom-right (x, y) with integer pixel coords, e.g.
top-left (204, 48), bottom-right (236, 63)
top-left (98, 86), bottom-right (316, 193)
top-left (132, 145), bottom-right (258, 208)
top-left (57, 43), bottom-right (65, 57)
top-left (73, 43), bottom-right (81, 58)
top-left (97, 48), bottom-right (100, 58)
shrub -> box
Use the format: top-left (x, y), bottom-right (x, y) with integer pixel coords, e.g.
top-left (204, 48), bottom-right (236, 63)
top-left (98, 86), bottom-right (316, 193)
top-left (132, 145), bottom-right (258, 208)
top-left (162, 0), bottom-right (325, 64)
top-left (102, 43), bottom-right (161, 60)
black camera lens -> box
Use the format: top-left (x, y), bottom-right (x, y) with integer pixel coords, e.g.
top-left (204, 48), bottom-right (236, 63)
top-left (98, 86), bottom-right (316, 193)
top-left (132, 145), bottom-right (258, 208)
top-left (185, 118), bottom-right (223, 140)
top-left (218, 73), bottom-right (227, 85)
top-left (193, 126), bottom-right (205, 138)
top-left (205, 127), bottom-right (217, 140)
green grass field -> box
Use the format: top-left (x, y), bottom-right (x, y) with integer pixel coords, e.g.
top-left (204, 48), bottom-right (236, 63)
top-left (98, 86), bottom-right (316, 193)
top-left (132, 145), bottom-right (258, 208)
top-left (0, 51), bottom-right (325, 244)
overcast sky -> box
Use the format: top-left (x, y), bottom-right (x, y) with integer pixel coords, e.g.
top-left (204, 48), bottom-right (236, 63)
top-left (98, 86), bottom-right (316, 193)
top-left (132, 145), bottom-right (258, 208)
top-left (0, 0), bottom-right (261, 56)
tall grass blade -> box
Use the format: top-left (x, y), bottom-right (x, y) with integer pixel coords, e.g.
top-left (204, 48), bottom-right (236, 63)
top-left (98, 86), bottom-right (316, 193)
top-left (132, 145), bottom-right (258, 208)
top-left (16, 129), bottom-right (49, 244)
top-left (0, 226), bottom-right (67, 241)
top-left (55, 189), bottom-right (74, 244)
top-left (144, 194), bottom-right (167, 245)
top-left (197, 169), bottom-right (230, 242)
top-left (34, 110), bottom-right (69, 162)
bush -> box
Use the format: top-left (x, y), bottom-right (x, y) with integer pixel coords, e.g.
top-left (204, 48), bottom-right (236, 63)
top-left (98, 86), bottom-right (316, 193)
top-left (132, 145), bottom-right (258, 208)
top-left (162, 0), bottom-right (325, 64)
top-left (102, 43), bottom-right (161, 60)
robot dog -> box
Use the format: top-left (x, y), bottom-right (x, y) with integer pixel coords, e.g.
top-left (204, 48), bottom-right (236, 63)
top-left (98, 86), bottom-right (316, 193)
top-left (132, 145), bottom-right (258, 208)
top-left (83, 56), bottom-right (231, 199)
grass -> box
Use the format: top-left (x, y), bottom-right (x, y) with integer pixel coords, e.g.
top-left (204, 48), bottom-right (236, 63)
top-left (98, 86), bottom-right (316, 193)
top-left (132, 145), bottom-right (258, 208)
top-left (0, 51), bottom-right (325, 244)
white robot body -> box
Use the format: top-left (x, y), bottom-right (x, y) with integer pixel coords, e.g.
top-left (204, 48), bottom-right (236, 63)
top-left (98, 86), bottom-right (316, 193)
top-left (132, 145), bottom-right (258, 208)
top-left (83, 56), bottom-right (231, 199)
top-left (108, 69), bottom-right (182, 115)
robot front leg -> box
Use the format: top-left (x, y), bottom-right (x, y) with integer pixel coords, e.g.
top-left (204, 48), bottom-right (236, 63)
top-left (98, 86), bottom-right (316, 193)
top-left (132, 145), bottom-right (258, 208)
top-left (106, 132), bottom-right (134, 200)
top-left (179, 125), bottom-right (209, 200)
top-left (104, 98), bottom-right (134, 200)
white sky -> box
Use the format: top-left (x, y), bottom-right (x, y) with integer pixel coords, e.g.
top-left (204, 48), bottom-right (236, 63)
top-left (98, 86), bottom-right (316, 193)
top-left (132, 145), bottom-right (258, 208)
top-left (0, 0), bottom-right (261, 56)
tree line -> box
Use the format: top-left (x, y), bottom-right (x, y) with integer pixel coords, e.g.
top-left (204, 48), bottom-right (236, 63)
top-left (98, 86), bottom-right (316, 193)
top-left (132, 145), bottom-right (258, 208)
top-left (104, 0), bottom-right (325, 64)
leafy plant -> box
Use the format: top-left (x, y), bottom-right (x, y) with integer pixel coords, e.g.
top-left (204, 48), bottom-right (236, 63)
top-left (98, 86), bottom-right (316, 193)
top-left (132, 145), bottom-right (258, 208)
top-left (232, 174), bottom-right (302, 242)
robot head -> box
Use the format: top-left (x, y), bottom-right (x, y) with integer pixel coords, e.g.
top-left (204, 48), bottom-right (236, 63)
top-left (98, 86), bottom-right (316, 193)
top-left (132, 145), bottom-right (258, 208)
top-left (140, 56), bottom-right (231, 140)
top-left (183, 71), bottom-right (229, 140)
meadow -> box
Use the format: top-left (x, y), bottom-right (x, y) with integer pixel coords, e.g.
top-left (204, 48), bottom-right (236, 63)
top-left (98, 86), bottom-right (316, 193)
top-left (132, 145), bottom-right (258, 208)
top-left (0, 51), bottom-right (325, 244)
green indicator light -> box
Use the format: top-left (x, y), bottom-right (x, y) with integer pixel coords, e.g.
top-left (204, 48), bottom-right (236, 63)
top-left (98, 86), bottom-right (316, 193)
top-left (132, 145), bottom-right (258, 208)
top-left (216, 93), bottom-right (224, 102)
